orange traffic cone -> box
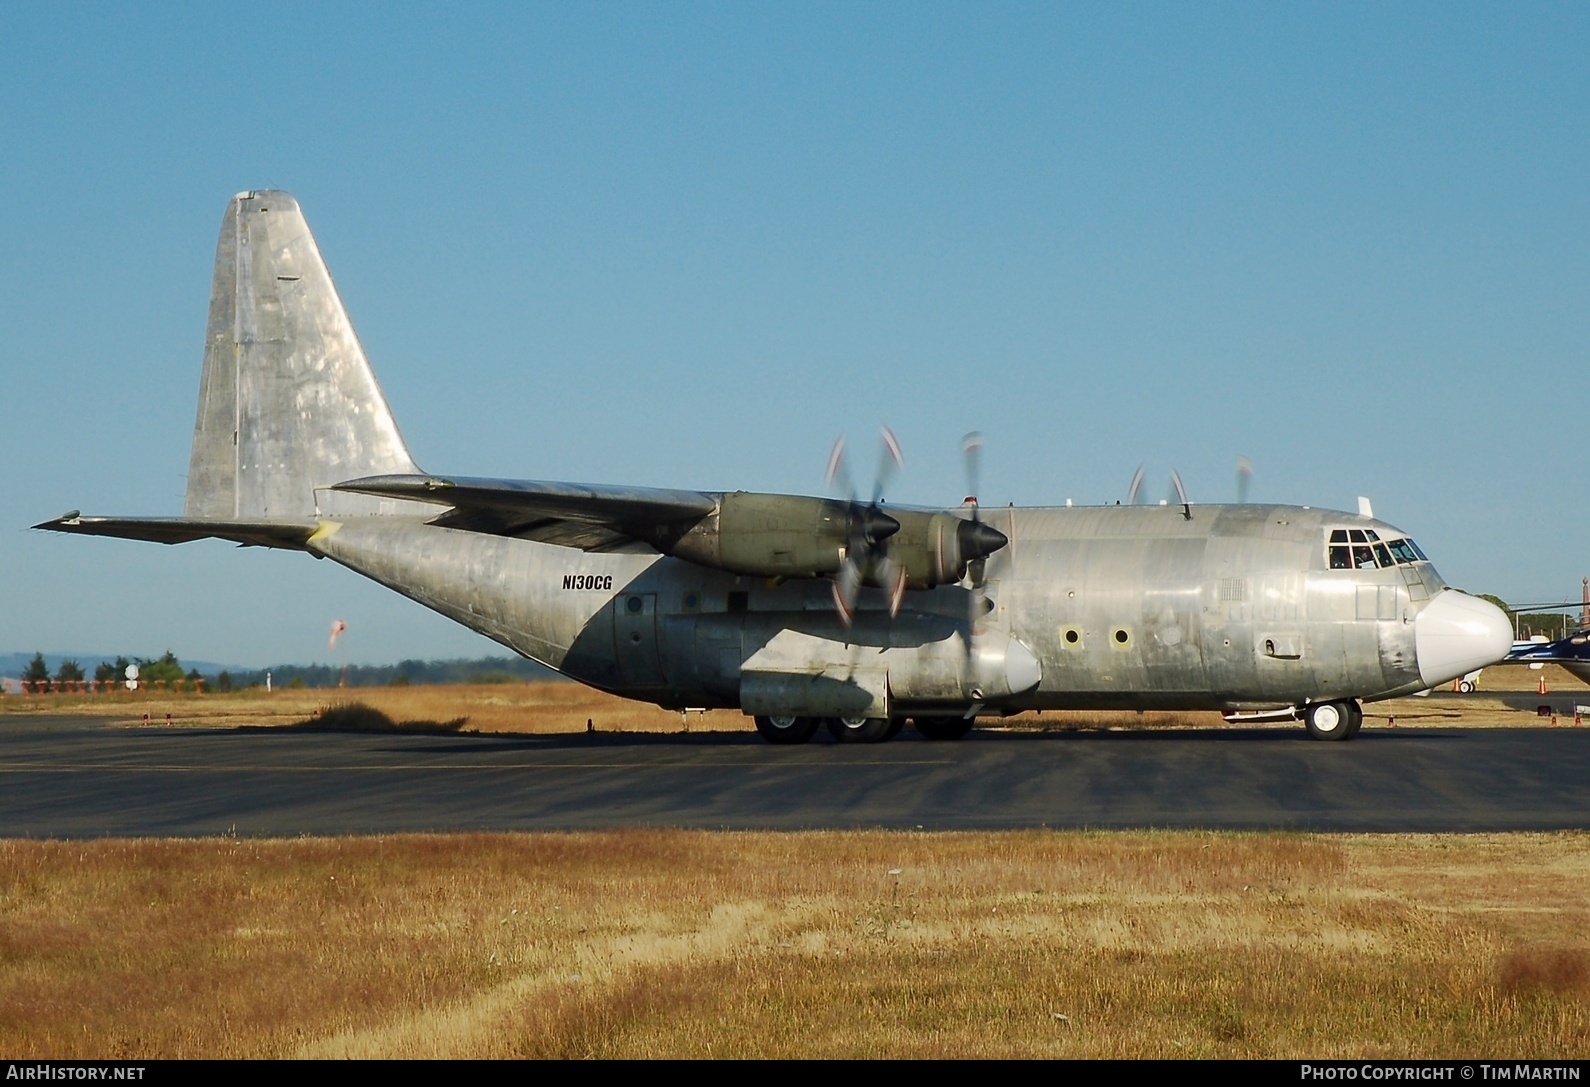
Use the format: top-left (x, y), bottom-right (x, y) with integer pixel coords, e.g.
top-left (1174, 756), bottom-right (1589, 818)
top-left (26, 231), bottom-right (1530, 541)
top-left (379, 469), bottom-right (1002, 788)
top-left (1539, 672), bottom-right (1548, 696)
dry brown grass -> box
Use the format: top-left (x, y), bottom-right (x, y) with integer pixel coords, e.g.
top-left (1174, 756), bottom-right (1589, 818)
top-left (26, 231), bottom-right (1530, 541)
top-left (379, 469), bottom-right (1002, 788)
top-left (1, 831), bottom-right (1587, 1058)
top-left (0, 681), bottom-right (753, 734)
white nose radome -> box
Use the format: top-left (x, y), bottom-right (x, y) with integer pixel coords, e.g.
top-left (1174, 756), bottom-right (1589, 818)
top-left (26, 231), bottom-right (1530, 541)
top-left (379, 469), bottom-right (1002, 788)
top-left (1415, 590), bottom-right (1513, 688)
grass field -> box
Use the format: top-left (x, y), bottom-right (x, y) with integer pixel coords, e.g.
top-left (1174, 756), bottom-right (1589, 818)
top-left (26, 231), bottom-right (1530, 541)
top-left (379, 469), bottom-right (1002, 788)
top-left (3, 671), bottom-right (1586, 1056)
top-left (1, 664), bottom-right (1584, 735)
top-left (1, 831), bottom-right (1587, 1058)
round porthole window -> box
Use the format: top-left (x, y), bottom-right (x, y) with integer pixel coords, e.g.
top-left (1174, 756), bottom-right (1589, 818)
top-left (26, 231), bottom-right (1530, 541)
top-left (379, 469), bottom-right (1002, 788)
top-left (1064, 628), bottom-right (1080, 645)
top-left (627, 596), bottom-right (643, 614)
top-left (683, 592), bottom-right (699, 610)
top-left (1113, 628), bottom-right (1130, 645)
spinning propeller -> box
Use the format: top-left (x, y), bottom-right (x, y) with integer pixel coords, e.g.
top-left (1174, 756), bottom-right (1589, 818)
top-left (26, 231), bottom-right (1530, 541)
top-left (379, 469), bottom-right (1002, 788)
top-left (825, 427), bottom-right (905, 625)
top-left (961, 432), bottom-right (996, 684)
top-left (1124, 462), bottom-right (1195, 519)
top-left (1236, 455), bottom-right (1254, 503)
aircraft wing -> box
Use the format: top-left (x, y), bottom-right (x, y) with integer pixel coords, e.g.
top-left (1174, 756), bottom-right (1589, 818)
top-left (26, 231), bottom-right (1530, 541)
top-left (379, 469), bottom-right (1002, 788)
top-left (332, 474), bottom-right (719, 553)
top-left (1506, 630), bottom-right (1590, 664)
top-left (34, 514), bottom-right (315, 549)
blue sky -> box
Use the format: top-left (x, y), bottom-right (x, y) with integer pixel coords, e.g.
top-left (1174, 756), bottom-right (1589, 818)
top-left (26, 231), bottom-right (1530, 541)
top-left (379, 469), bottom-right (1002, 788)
top-left (2, 3), bottom-right (1585, 667)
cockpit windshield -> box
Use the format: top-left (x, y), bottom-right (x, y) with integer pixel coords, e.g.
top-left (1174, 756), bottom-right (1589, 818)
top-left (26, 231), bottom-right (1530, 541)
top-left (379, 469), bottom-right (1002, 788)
top-left (1328, 528), bottom-right (1427, 570)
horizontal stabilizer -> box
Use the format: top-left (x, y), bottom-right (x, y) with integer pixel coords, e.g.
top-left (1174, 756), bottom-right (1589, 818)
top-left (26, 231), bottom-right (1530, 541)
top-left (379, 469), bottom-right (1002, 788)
top-left (333, 474), bottom-right (717, 552)
top-left (34, 514), bottom-right (314, 550)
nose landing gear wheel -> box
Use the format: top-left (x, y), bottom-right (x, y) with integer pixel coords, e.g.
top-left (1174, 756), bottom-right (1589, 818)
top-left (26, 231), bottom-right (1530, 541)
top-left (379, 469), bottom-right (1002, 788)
top-left (825, 716), bottom-right (892, 743)
top-left (912, 715), bottom-right (975, 741)
top-left (1303, 700), bottom-right (1361, 741)
top-left (753, 715), bottom-right (819, 745)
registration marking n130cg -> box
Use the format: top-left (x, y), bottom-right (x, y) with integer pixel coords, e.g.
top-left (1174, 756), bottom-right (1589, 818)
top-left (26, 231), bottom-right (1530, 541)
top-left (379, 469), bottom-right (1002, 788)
top-left (564, 574), bottom-right (614, 590)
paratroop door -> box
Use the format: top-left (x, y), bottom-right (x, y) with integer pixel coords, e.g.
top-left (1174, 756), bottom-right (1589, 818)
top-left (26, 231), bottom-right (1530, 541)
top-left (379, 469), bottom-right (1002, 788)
top-left (614, 592), bottom-right (666, 686)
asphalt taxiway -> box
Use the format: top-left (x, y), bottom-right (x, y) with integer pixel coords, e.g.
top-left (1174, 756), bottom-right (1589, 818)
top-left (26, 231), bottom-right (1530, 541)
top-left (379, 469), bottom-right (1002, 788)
top-left (1, 714), bottom-right (1586, 837)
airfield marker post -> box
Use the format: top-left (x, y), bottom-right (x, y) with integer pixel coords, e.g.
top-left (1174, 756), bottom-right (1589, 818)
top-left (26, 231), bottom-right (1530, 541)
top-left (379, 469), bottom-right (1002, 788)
top-left (1539, 673), bottom-right (1549, 695)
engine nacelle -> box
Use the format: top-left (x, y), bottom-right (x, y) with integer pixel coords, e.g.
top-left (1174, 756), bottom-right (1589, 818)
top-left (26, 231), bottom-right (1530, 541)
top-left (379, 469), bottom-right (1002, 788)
top-left (667, 492), bottom-right (883, 577)
top-left (665, 493), bottom-right (1007, 587)
top-left (881, 509), bottom-right (1009, 589)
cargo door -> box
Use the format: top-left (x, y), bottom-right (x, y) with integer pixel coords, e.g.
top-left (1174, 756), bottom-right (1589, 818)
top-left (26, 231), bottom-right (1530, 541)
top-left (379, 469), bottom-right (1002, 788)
top-left (613, 592), bottom-right (666, 687)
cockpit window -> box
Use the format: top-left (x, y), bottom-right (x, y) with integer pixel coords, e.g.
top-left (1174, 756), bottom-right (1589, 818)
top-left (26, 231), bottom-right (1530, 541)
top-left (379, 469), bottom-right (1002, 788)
top-left (1328, 529), bottom-right (1428, 570)
top-left (1387, 538), bottom-right (1419, 564)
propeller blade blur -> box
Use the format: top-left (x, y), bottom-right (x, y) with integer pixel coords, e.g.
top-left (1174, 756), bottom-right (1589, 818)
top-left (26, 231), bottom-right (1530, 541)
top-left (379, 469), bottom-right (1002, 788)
top-left (961, 431), bottom-right (984, 509)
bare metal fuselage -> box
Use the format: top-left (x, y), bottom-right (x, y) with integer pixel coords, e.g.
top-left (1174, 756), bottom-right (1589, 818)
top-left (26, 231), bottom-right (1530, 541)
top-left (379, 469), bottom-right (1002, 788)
top-left (41, 190), bottom-right (1511, 729)
top-left (308, 500), bottom-right (1439, 717)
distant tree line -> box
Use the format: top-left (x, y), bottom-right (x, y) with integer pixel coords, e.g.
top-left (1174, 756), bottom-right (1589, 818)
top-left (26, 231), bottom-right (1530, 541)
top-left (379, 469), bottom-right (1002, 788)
top-left (226, 656), bottom-right (563, 689)
top-left (9, 652), bottom-right (561, 692)
top-left (1476, 596), bottom-right (1581, 642)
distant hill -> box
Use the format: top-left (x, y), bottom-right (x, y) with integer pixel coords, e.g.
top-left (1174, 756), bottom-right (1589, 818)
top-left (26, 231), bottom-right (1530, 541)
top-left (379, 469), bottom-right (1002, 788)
top-left (0, 652), bottom-right (563, 688)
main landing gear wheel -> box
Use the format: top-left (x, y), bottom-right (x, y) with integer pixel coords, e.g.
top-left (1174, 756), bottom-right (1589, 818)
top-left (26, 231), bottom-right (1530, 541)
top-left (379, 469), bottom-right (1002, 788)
top-left (754, 715), bottom-right (819, 745)
top-left (1303, 700), bottom-right (1362, 741)
top-left (912, 715), bottom-right (975, 741)
top-left (825, 716), bottom-right (892, 743)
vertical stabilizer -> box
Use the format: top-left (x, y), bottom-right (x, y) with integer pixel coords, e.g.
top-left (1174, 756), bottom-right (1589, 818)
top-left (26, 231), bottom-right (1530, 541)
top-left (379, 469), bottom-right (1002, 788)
top-left (185, 191), bottom-right (421, 520)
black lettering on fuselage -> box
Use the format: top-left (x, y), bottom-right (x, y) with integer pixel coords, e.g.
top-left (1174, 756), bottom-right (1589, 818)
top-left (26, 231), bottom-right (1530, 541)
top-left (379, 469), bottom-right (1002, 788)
top-left (562, 574), bottom-right (614, 591)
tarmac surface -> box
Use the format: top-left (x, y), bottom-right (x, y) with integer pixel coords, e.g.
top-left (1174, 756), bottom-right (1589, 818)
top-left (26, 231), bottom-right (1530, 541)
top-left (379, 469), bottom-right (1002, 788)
top-left (3, 714), bottom-right (1588, 837)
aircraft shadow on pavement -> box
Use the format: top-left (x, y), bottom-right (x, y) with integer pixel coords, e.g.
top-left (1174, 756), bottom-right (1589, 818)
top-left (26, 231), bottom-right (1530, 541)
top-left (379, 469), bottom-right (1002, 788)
top-left (365, 725), bottom-right (1465, 756)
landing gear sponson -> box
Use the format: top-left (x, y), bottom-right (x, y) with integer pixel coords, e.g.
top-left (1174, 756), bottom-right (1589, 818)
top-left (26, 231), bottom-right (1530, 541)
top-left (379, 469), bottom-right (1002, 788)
top-left (753, 714), bottom-right (974, 744)
top-left (756, 701), bottom-right (1367, 744)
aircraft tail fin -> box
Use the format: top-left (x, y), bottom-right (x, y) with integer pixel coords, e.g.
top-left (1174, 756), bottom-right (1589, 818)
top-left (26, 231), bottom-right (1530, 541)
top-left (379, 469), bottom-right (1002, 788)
top-left (184, 191), bottom-right (422, 520)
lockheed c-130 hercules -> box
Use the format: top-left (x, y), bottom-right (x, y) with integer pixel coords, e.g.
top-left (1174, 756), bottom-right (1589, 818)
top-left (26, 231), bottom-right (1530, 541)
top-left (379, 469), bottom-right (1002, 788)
top-left (38, 191), bottom-right (1515, 744)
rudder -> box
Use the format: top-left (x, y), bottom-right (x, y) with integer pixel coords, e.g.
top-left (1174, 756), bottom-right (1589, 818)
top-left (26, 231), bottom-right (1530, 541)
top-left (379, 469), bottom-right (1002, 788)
top-left (185, 191), bottom-right (421, 520)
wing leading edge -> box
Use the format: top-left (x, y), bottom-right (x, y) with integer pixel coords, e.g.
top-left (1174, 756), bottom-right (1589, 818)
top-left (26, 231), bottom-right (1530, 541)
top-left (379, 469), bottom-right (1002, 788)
top-left (333, 474), bottom-right (719, 553)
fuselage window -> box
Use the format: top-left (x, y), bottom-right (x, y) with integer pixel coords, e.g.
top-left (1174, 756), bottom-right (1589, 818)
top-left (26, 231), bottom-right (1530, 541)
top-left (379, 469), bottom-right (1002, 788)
top-left (1352, 545), bottom-right (1376, 568)
top-left (1330, 545), bottom-right (1352, 569)
top-left (1372, 543), bottom-right (1393, 567)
